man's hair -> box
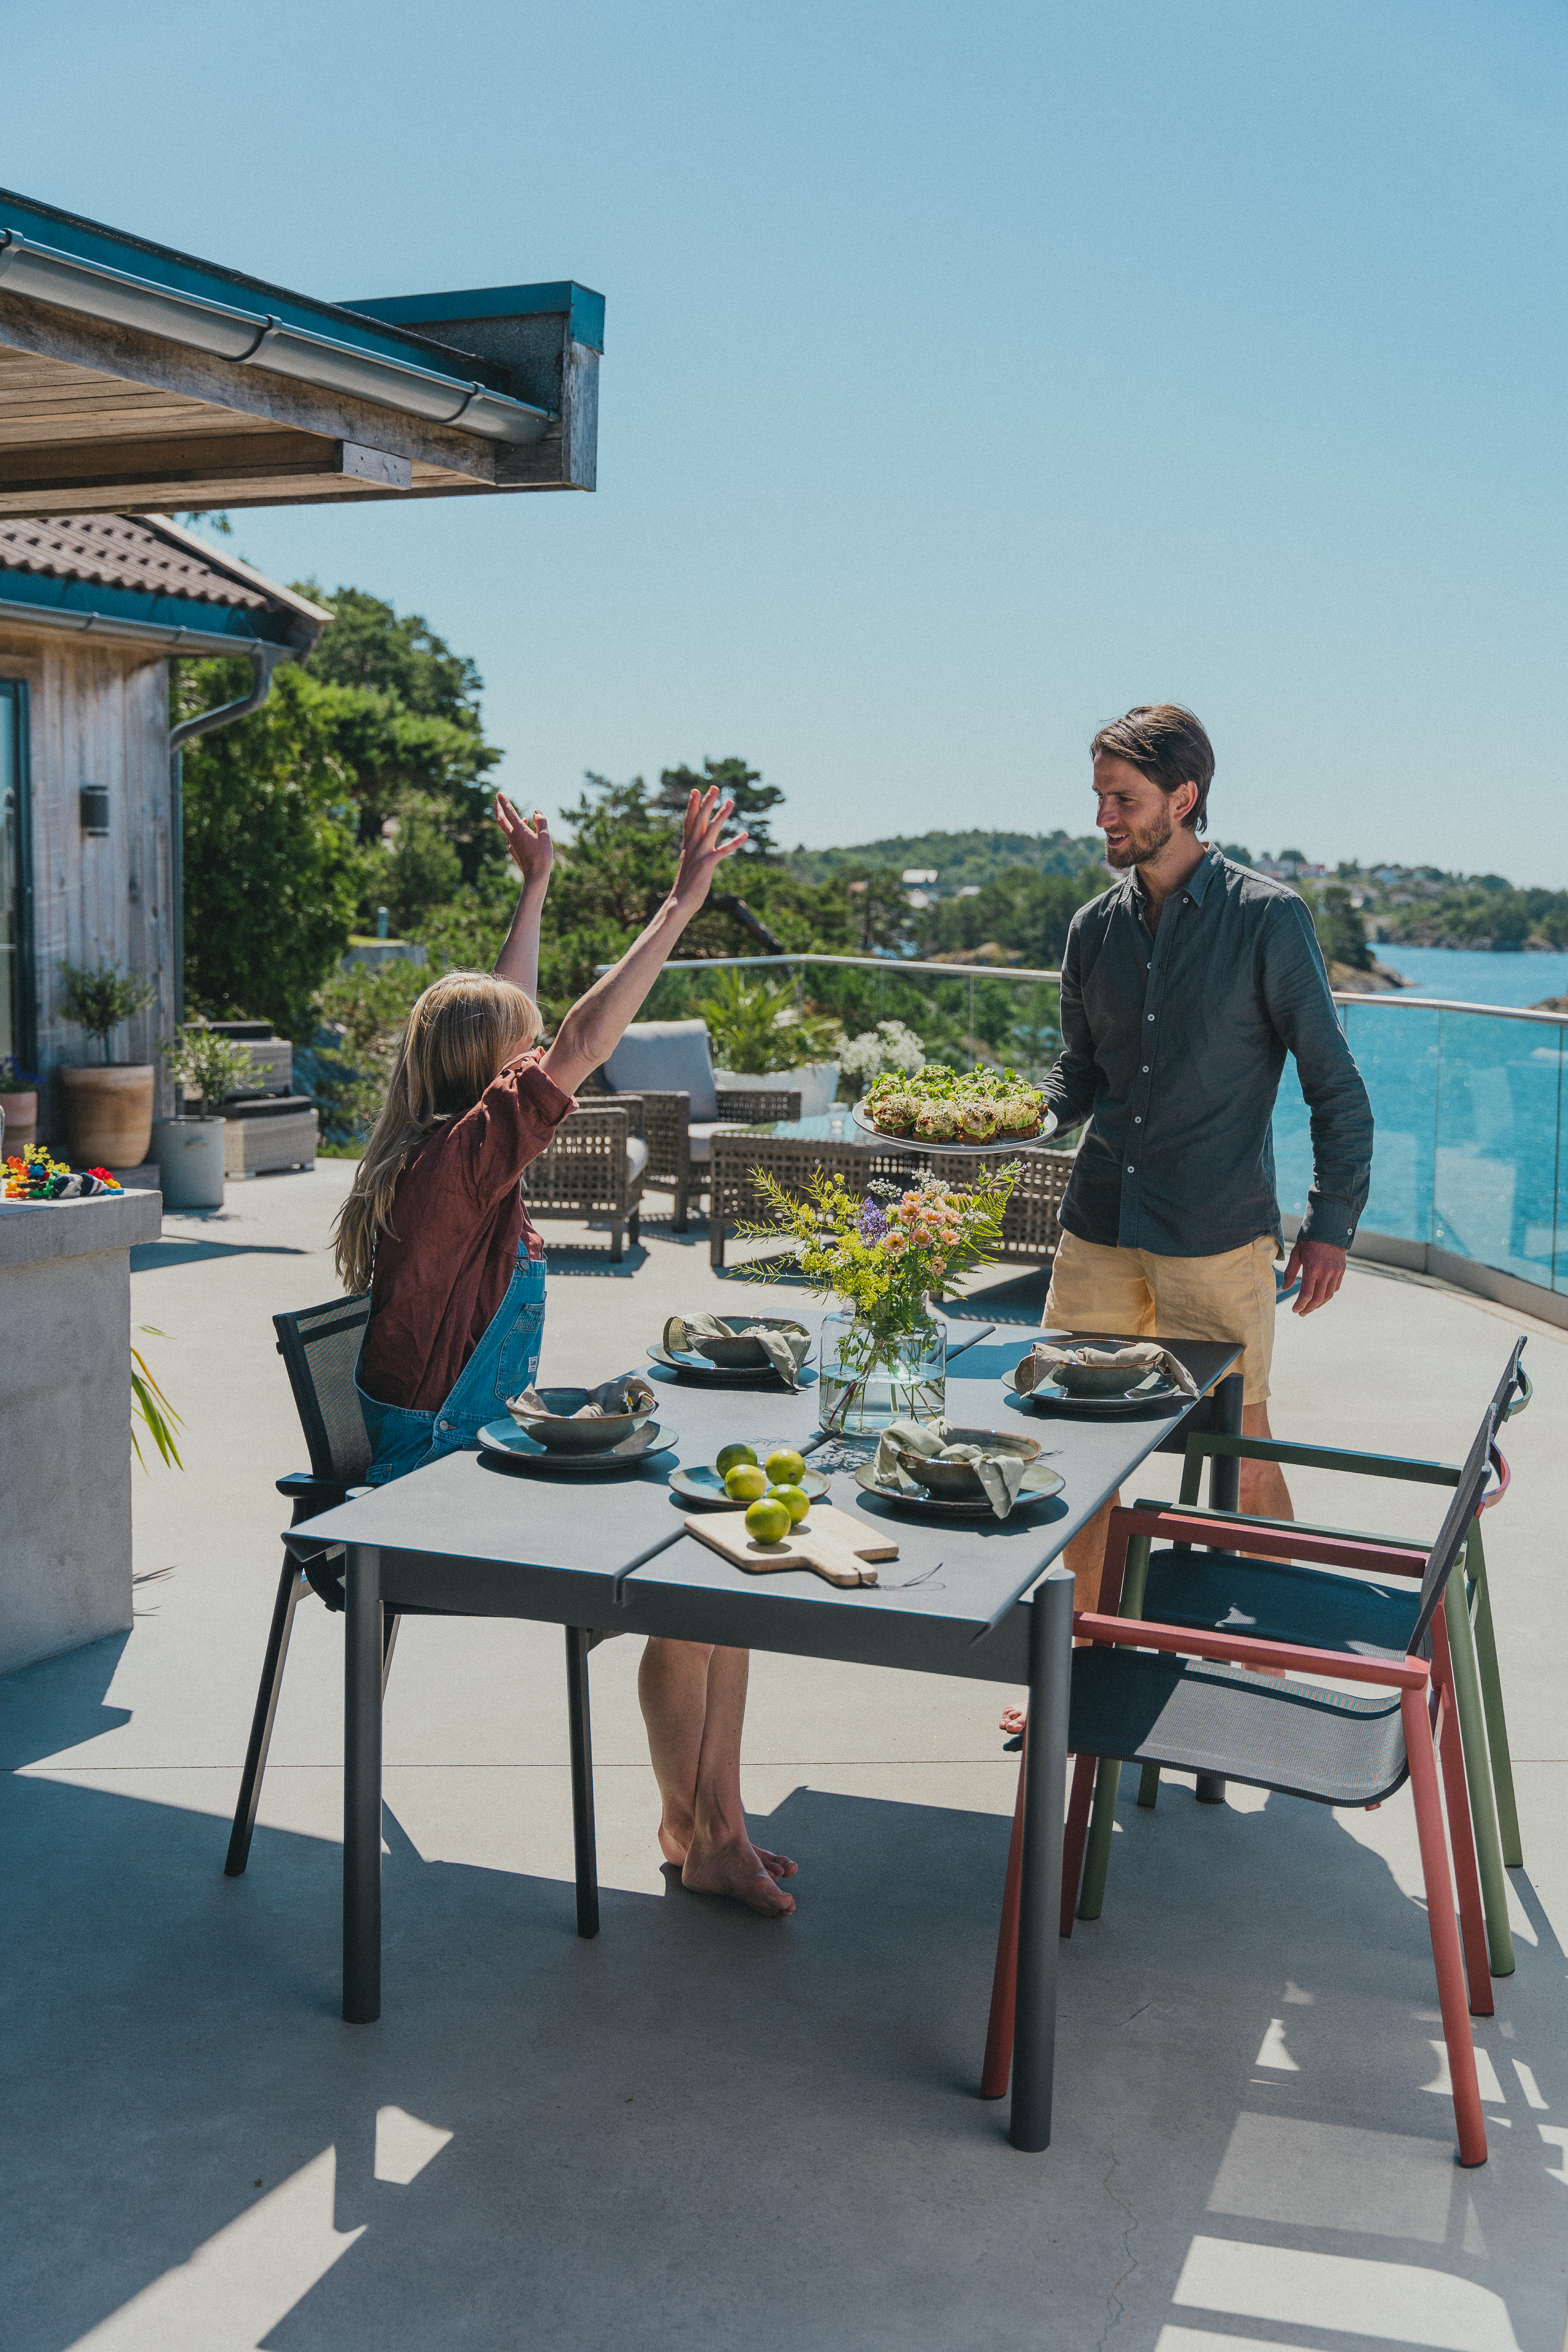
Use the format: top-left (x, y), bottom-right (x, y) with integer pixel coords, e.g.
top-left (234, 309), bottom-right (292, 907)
top-left (1091, 705), bottom-right (1215, 834)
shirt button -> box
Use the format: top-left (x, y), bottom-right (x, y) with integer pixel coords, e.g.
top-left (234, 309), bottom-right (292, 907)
top-left (1127, 1164), bottom-right (1136, 1174)
top-left (1141, 1064), bottom-right (1150, 1073)
top-left (1134, 1116), bottom-right (1143, 1124)
top-left (1147, 1014), bottom-right (1155, 1024)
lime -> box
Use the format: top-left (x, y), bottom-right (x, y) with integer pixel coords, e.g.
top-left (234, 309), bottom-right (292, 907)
top-left (764, 1447), bottom-right (806, 1486)
top-left (745, 1496), bottom-right (792, 1544)
top-left (715, 1442), bottom-right (758, 1477)
top-left (768, 1483), bottom-right (810, 1524)
top-left (724, 1463), bottom-right (769, 1502)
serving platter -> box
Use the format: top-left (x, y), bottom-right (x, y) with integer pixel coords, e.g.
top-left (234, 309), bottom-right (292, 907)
top-left (849, 1100), bottom-right (1058, 1155)
top-left (477, 1419), bottom-right (677, 1469)
top-left (853, 1460), bottom-right (1065, 1517)
top-left (669, 1465), bottom-right (831, 1510)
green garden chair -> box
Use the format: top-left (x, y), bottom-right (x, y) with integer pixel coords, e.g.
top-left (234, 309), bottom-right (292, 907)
top-left (1118, 1337), bottom-right (1529, 1975)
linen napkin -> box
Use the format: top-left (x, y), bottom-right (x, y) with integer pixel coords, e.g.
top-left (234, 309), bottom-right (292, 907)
top-left (872, 1417), bottom-right (1029, 1520)
top-left (664, 1312), bottom-right (811, 1390)
top-left (1013, 1340), bottom-right (1199, 1400)
top-left (507, 1373), bottom-right (655, 1423)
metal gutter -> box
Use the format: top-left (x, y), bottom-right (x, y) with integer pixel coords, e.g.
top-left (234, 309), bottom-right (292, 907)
top-left (0, 586), bottom-right (286, 653)
top-left (0, 230), bottom-right (552, 446)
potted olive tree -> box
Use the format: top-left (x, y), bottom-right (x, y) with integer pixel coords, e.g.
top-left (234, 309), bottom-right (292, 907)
top-left (58, 960), bottom-right (159, 1168)
top-left (153, 1025), bottom-right (256, 1209)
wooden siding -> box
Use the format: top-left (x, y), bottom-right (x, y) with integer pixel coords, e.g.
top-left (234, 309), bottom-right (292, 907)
top-left (0, 623), bottom-right (174, 1130)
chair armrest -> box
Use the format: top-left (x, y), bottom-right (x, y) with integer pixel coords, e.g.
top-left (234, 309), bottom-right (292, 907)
top-left (1177, 1429), bottom-right (1461, 1507)
top-left (1108, 1503), bottom-right (1428, 1581)
top-left (1134, 1495), bottom-right (1434, 1568)
top-left (1071, 1608), bottom-right (1430, 1689)
top-left (716, 1087), bottom-right (802, 1122)
top-left (1503, 1366), bottom-right (1532, 1420)
top-left (276, 1472), bottom-right (348, 1524)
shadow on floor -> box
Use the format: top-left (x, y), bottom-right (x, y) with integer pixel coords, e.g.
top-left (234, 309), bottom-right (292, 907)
top-left (131, 1240), bottom-right (312, 1270)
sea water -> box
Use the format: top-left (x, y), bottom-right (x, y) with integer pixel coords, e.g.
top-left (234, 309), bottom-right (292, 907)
top-left (1274, 950), bottom-right (1567, 1291)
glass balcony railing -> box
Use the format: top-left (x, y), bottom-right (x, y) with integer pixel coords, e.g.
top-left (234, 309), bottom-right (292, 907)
top-left (1274, 996), bottom-right (1567, 1296)
top-left (645, 957), bottom-right (1568, 1301)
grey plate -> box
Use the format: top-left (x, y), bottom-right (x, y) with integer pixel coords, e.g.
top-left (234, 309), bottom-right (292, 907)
top-left (853, 1460), bottom-right (1065, 1517)
top-left (850, 1099), bottom-right (1058, 1153)
top-left (477, 1419), bottom-right (677, 1468)
top-left (646, 1343), bottom-right (817, 1387)
top-left (669, 1465), bottom-right (830, 1510)
top-left (1009, 1371), bottom-right (1181, 1413)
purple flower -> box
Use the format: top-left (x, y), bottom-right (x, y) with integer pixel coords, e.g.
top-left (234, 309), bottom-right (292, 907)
top-left (857, 1198), bottom-right (888, 1243)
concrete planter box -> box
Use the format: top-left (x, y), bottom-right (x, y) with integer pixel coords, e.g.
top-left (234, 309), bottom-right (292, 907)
top-left (0, 1186), bottom-right (163, 1673)
top-left (152, 1116), bottom-right (226, 1209)
top-left (60, 1065), bottom-right (155, 1169)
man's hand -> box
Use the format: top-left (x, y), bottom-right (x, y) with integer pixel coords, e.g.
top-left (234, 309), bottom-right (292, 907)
top-left (496, 793), bottom-right (554, 892)
top-left (670, 785), bottom-right (746, 909)
top-left (1282, 1237), bottom-right (1347, 1315)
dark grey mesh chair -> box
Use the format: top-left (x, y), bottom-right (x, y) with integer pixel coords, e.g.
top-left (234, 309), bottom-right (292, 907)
top-left (226, 1295), bottom-right (611, 1935)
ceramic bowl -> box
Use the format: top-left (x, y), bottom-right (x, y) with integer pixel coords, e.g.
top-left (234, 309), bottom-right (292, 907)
top-left (1050, 1360), bottom-right (1149, 1398)
top-left (506, 1385), bottom-right (653, 1452)
top-left (685, 1316), bottom-right (807, 1369)
top-left (893, 1426), bottom-right (1041, 1499)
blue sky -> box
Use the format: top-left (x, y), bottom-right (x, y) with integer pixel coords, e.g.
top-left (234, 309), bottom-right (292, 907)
top-left (9, 2), bottom-right (1568, 880)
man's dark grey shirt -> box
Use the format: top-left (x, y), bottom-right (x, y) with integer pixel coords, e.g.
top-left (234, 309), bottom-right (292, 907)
top-left (1042, 846), bottom-right (1372, 1259)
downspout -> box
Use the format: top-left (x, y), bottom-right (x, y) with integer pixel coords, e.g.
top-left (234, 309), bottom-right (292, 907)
top-left (168, 642), bottom-right (290, 1024)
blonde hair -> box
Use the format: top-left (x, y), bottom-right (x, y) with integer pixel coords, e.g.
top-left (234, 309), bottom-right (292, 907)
top-left (333, 970), bottom-right (540, 1295)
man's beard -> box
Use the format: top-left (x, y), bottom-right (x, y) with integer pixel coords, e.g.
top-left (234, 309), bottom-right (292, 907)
top-left (1103, 805), bottom-right (1175, 869)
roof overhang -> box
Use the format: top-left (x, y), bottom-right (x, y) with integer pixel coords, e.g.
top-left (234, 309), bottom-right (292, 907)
top-left (0, 191), bottom-right (602, 518)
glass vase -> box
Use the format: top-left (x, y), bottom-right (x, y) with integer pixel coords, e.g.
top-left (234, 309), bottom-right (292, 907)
top-left (817, 1308), bottom-right (946, 1434)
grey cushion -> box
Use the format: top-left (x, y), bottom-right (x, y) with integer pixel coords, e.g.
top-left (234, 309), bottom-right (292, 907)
top-left (626, 1136), bottom-right (650, 1182)
top-left (685, 1121), bottom-right (745, 1167)
top-left (604, 1020), bottom-right (718, 1122)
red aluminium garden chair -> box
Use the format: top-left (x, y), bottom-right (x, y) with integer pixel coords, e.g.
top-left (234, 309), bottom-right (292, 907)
top-left (979, 1395), bottom-right (1504, 2167)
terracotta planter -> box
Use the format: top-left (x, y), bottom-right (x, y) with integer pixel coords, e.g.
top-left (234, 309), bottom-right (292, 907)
top-left (0, 1089), bottom-right (38, 1155)
top-left (151, 1116), bottom-right (226, 1210)
top-left (59, 1064), bottom-right (155, 1169)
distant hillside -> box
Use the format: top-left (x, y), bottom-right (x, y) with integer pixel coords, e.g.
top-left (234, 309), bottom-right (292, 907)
top-left (787, 829), bottom-right (1109, 891)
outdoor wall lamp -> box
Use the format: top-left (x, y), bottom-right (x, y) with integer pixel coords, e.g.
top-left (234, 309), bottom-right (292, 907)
top-left (80, 784), bottom-right (109, 835)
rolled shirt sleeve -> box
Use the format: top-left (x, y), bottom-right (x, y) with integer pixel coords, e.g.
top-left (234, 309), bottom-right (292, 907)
top-left (1042, 924), bottom-right (1098, 1135)
top-left (457, 1051), bottom-right (576, 1209)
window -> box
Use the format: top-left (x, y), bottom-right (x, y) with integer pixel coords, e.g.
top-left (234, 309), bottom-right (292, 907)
top-left (0, 680), bottom-right (32, 1070)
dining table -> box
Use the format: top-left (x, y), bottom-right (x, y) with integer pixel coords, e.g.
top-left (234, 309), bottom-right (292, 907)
top-left (288, 1319), bottom-right (1243, 2153)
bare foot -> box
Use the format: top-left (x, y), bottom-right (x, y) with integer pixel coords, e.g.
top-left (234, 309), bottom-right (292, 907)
top-left (1000, 1705), bottom-right (1027, 1738)
top-left (681, 1835), bottom-right (796, 1916)
top-left (657, 1816), bottom-right (691, 1869)
top-left (658, 1822), bottom-right (796, 1883)
top-left (754, 1844), bottom-right (798, 1882)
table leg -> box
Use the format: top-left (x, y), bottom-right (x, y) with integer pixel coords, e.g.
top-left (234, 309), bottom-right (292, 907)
top-left (1010, 1564), bottom-right (1074, 2153)
top-left (343, 1542), bottom-right (383, 2024)
top-left (1197, 1372), bottom-right (1245, 1808)
top-left (565, 1627), bottom-right (601, 1939)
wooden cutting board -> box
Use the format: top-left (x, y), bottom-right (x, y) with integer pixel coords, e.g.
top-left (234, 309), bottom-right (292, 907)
top-left (684, 1503), bottom-right (898, 1588)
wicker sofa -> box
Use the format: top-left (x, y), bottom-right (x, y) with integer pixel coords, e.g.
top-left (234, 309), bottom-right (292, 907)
top-left (591, 1020), bottom-right (800, 1231)
top-left (707, 1133), bottom-right (1075, 1271)
top-left (523, 1097), bottom-right (649, 1261)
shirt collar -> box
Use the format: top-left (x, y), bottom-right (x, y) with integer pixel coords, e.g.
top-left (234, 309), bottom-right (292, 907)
top-left (1127, 840), bottom-right (1221, 911)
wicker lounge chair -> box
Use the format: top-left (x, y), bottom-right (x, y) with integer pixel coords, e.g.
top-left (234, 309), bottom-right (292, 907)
top-left (523, 1097), bottom-right (648, 1261)
top-left (593, 1019), bottom-right (799, 1230)
top-left (706, 1133), bottom-right (1074, 1270)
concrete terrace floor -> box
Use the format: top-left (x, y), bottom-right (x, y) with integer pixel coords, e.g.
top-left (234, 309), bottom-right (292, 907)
top-left (4, 1164), bottom-right (1567, 2352)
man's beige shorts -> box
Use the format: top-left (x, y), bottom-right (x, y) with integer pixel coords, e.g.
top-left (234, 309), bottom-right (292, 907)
top-left (1043, 1229), bottom-right (1279, 1405)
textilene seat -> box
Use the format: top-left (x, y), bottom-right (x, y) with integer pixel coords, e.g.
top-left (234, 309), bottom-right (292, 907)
top-left (981, 1388), bottom-right (1505, 2167)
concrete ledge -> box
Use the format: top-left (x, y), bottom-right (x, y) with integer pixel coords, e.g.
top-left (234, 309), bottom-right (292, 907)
top-left (1283, 1212), bottom-right (1568, 1330)
top-left (0, 1185), bottom-right (162, 1268)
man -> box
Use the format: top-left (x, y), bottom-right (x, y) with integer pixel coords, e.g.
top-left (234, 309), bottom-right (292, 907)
top-left (1040, 703), bottom-right (1373, 1610)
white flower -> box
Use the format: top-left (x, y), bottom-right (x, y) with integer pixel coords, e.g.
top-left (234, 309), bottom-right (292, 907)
top-left (839, 1020), bottom-right (927, 1082)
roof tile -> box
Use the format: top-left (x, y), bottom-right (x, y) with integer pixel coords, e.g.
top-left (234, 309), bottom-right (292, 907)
top-left (0, 514), bottom-right (268, 608)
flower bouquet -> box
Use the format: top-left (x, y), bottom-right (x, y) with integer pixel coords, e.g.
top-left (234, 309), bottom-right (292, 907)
top-left (3, 1146), bottom-right (123, 1201)
top-left (737, 1160), bottom-right (1018, 1431)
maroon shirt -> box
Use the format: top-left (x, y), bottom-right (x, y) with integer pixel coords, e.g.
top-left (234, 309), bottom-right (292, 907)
top-left (358, 1051), bottom-right (573, 1412)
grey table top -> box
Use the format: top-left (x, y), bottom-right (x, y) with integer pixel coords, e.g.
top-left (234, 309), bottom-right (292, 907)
top-left (293, 1329), bottom-right (1241, 1684)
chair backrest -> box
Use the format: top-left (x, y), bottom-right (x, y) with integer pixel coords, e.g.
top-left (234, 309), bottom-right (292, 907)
top-left (1408, 1337), bottom-right (1526, 1652)
top-left (604, 1019), bottom-right (718, 1120)
top-left (273, 1294), bottom-right (373, 1486)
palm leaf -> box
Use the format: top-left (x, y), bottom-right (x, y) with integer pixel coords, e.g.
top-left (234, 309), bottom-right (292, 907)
top-left (131, 1330), bottom-right (184, 1472)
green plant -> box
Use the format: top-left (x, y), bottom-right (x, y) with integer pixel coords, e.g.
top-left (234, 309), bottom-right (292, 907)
top-left (59, 960), bottom-right (158, 1061)
top-left (700, 967), bottom-right (841, 1074)
top-left (306, 959), bottom-right (429, 1146)
top-left (131, 1328), bottom-right (183, 1471)
top-left (158, 1025), bottom-right (257, 1116)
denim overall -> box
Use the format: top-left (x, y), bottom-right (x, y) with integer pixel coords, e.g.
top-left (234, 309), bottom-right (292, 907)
top-left (356, 1240), bottom-right (546, 1486)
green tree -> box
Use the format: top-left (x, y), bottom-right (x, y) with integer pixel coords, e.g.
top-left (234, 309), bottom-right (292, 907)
top-left (1301, 882), bottom-right (1372, 972)
top-left (918, 866), bottom-right (1105, 967)
top-left (655, 755), bottom-right (786, 858)
top-left (178, 659), bottom-right (363, 1038)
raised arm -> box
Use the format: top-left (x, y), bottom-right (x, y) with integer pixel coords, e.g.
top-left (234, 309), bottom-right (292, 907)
top-left (541, 786), bottom-right (746, 1096)
top-left (492, 794), bottom-right (554, 1001)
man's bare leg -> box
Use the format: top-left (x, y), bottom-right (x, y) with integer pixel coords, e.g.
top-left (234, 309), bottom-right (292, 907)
top-left (1238, 1400), bottom-right (1293, 1523)
top-left (637, 1638), bottom-right (795, 1916)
